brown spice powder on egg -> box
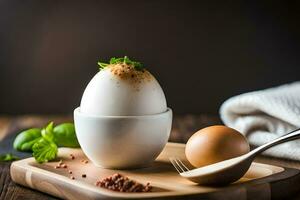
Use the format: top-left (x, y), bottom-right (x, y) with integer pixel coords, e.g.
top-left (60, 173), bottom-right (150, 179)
top-left (107, 63), bottom-right (153, 87)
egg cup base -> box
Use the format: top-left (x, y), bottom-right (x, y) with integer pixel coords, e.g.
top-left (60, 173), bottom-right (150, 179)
top-left (74, 107), bottom-right (173, 169)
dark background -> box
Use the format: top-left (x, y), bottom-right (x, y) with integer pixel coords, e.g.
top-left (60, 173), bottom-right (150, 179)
top-left (0, 0), bottom-right (300, 115)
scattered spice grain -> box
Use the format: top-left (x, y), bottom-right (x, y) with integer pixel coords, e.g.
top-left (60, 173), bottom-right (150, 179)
top-left (81, 159), bottom-right (89, 164)
top-left (70, 154), bottom-right (75, 160)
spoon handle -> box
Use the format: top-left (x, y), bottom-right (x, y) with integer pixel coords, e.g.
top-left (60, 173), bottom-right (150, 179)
top-left (250, 128), bottom-right (300, 156)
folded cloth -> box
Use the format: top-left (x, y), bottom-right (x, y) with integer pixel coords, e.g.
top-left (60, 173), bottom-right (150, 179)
top-left (220, 82), bottom-right (300, 160)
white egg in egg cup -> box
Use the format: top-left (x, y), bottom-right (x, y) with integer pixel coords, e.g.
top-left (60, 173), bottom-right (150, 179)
top-left (74, 65), bottom-right (172, 169)
top-left (74, 107), bottom-right (172, 169)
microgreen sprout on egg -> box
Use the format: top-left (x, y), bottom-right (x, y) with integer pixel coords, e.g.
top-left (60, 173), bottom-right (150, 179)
top-left (98, 56), bottom-right (144, 71)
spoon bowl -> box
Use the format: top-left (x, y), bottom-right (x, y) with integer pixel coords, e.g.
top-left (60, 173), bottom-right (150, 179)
top-left (181, 155), bottom-right (253, 185)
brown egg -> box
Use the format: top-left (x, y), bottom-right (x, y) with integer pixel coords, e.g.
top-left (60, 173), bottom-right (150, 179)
top-left (185, 125), bottom-right (250, 168)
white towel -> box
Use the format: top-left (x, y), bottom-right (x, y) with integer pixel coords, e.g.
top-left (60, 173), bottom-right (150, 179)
top-left (220, 82), bottom-right (300, 160)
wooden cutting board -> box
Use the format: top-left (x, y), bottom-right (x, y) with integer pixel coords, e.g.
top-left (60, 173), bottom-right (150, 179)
top-left (10, 142), bottom-right (300, 200)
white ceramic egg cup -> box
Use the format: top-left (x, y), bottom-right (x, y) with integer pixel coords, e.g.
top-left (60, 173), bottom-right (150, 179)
top-left (74, 107), bottom-right (173, 169)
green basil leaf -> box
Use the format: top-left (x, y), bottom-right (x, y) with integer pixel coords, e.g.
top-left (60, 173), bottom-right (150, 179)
top-left (53, 123), bottom-right (80, 148)
top-left (41, 122), bottom-right (54, 142)
top-left (0, 153), bottom-right (19, 162)
top-left (32, 138), bottom-right (58, 163)
top-left (13, 128), bottom-right (42, 152)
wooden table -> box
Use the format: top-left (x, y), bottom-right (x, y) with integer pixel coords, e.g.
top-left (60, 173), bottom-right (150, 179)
top-left (1, 115), bottom-right (300, 200)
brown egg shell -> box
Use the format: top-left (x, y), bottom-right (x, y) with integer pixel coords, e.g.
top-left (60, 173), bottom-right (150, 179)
top-left (185, 125), bottom-right (250, 168)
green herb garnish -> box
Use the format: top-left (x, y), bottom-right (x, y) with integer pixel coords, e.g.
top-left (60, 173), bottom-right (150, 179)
top-left (53, 123), bottom-right (80, 147)
top-left (98, 56), bottom-right (144, 71)
top-left (41, 122), bottom-right (55, 141)
top-left (98, 62), bottom-right (109, 69)
top-left (13, 128), bottom-right (42, 152)
top-left (32, 122), bottom-right (58, 163)
top-left (0, 153), bottom-right (19, 162)
top-left (13, 121), bottom-right (79, 163)
top-left (32, 138), bottom-right (58, 163)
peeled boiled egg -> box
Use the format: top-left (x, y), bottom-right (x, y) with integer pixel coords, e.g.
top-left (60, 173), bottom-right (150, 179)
top-left (80, 63), bottom-right (167, 116)
top-left (185, 125), bottom-right (250, 168)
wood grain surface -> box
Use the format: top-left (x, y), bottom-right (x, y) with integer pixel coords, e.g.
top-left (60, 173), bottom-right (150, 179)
top-left (1, 115), bottom-right (300, 199)
top-left (10, 143), bottom-right (300, 200)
